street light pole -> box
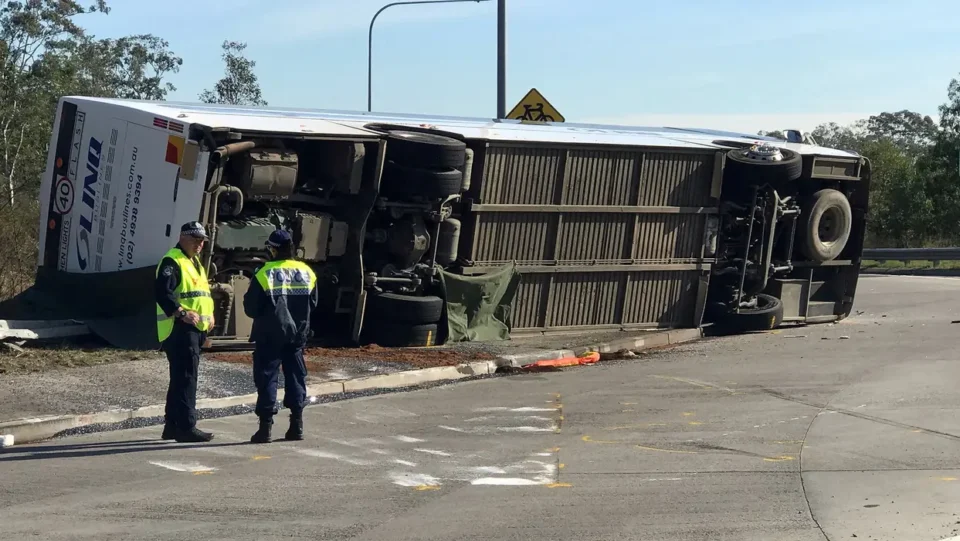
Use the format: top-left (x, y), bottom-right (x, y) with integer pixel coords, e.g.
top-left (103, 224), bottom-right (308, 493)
top-left (368, 0), bottom-right (490, 112)
top-left (497, 0), bottom-right (506, 119)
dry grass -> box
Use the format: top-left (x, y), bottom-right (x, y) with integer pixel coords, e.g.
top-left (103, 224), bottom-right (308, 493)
top-left (0, 342), bottom-right (162, 375)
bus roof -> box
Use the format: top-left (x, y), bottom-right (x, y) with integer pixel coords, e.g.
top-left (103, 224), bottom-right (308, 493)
top-left (63, 96), bottom-right (860, 158)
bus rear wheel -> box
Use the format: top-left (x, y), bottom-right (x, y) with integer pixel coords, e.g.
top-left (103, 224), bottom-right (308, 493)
top-left (718, 294), bottom-right (784, 333)
top-left (801, 188), bottom-right (852, 262)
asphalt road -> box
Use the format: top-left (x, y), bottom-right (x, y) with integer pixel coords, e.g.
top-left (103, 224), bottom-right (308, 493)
top-left (3, 274), bottom-right (960, 541)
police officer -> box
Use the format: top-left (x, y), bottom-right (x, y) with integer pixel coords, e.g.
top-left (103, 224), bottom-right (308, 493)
top-left (243, 229), bottom-right (319, 443)
top-left (155, 221), bottom-right (216, 443)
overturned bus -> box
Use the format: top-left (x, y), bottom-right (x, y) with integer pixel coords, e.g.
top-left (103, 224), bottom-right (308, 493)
top-left (28, 97), bottom-right (870, 349)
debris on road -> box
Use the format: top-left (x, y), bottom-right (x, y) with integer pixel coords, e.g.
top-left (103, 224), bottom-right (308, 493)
top-left (522, 351), bottom-right (600, 369)
top-left (0, 319), bottom-right (90, 341)
top-left (2, 342), bottom-right (25, 355)
top-left (0, 433), bottom-right (13, 448)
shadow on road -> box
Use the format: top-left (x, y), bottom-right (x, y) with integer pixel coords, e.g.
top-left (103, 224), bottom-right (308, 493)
top-left (0, 439), bottom-right (248, 462)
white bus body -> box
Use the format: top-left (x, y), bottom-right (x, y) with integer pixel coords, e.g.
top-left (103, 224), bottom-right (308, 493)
top-left (33, 97), bottom-right (869, 348)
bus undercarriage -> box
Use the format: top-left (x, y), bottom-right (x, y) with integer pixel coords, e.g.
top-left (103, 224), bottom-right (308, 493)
top-left (191, 123), bottom-right (869, 347)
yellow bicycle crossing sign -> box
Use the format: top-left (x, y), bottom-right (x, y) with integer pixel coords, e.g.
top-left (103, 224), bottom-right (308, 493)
top-left (506, 88), bottom-right (565, 123)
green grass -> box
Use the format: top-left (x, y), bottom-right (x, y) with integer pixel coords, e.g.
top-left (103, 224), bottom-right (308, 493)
top-left (861, 259), bottom-right (960, 270)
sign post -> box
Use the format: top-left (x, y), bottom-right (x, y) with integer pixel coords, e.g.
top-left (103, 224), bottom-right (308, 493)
top-left (506, 88), bottom-right (565, 123)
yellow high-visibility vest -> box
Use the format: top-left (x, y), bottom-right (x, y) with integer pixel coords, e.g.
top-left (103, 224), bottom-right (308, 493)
top-left (156, 247), bottom-right (214, 342)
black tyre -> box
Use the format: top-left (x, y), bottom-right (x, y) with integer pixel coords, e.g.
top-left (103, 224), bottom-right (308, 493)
top-left (725, 145), bottom-right (803, 186)
top-left (727, 294), bottom-right (784, 332)
top-left (368, 322), bottom-right (440, 348)
top-left (386, 131), bottom-right (466, 169)
top-left (435, 218), bottom-right (461, 266)
top-left (367, 292), bottom-right (443, 324)
top-left (801, 188), bottom-right (852, 262)
top-left (381, 161), bottom-right (463, 198)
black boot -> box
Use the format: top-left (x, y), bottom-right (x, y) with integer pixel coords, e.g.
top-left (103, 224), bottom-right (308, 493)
top-left (161, 422), bottom-right (176, 440)
top-left (251, 417), bottom-right (273, 444)
top-left (175, 426), bottom-right (214, 443)
top-left (285, 411), bottom-right (303, 441)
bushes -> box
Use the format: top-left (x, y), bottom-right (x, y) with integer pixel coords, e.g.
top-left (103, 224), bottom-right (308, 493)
top-left (0, 200), bottom-right (39, 301)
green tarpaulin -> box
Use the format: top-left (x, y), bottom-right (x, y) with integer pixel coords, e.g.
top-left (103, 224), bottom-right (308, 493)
top-left (438, 262), bottom-right (521, 342)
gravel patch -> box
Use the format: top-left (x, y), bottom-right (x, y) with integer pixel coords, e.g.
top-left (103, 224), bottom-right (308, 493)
top-left (0, 355), bottom-right (253, 422)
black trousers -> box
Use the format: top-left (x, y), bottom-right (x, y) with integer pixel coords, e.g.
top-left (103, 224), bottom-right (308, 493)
top-left (253, 343), bottom-right (308, 419)
top-left (163, 324), bottom-right (205, 430)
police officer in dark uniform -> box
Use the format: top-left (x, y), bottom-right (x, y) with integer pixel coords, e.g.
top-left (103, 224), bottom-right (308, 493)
top-left (243, 229), bottom-right (319, 443)
top-left (154, 221), bottom-right (216, 443)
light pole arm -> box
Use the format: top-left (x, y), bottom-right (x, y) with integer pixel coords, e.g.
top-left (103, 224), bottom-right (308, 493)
top-left (368, 0), bottom-right (490, 112)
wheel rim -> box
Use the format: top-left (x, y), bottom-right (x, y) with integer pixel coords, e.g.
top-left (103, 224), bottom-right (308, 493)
top-left (818, 206), bottom-right (844, 246)
top-left (739, 143), bottom-right (784, 162)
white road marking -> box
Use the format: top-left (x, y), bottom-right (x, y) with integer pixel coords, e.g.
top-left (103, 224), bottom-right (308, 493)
top-left (394, 459), bottom-right (417, 467)
top-left (498, 426), bottom-right (555, 433)
top-left (394, 435), bottom-right (425, 443)
top-left (327, 437), bottom-right (384, 449)
top-left (415, 448), bottom-right (452, 457)
top-left (390, 472), bottom-right (441, 487)
top-left (473, 407), bottom-right (555, 413)
top-left (471, 466), bottom-right (508, 474)
top-left (471, 477), bottom-right (541, 485)
top-left (438, 425), bottom-right (468, 433)
top-left (295, 449), bottom-right (375, 466)
top-left (149, 461), bottom-right (216, 473)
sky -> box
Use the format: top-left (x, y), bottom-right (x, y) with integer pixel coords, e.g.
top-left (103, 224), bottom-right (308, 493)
top-left (79, 0), bottom-right (960, 135)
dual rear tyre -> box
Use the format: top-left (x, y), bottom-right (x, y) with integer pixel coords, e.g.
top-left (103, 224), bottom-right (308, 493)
top-left (380, 131), bottom-right (467, 199)
top-left (720, 146), bottom-right (854, 332)
top-left (364, 292), bottom-right (444, 347)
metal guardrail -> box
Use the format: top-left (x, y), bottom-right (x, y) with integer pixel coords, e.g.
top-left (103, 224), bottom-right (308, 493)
top-left (863, 248), bottom-right (960, 261)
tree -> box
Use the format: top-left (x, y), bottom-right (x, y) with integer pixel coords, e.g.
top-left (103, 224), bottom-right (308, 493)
top-left (0, 0), bottom-right (182, 206)
top-left (810, 121), bottom-right (868, 153)
top-left (865, 110), bottom-right (938, 157)
top-left (859, 139), bottom-right (931, 246)
top-left (199, 41), bottom-right (267, 107)
top-left (925, 75), bottom-right (960, 187)
top-left (106, 35), bottom-right (182, 100)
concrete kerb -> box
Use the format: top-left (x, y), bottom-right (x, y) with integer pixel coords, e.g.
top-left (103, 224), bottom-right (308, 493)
top-left (0, 329), bottom-right (702, 446)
